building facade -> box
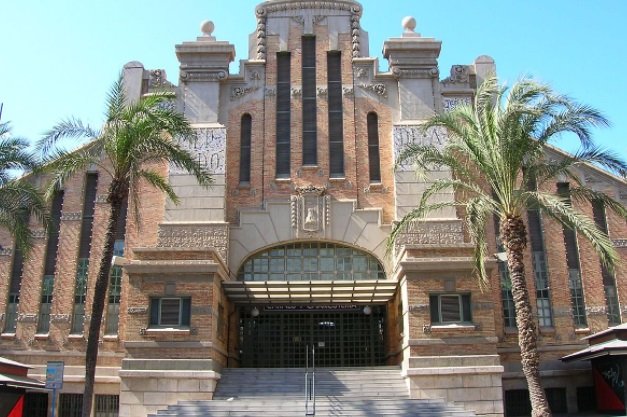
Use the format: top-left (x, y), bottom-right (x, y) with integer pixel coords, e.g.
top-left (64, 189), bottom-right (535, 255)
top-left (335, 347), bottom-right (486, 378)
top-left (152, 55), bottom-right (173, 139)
top-left (1, 1), bottom-right (626, 416)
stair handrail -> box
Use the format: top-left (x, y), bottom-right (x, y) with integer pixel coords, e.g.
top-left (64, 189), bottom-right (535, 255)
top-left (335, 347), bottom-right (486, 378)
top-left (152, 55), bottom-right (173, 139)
top-left (305, 345), bottom-right (316, 415)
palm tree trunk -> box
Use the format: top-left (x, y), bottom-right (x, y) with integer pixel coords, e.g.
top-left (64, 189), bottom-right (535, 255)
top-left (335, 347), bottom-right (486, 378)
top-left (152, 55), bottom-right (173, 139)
top-left (501, 216), bottom-right (551, 417)
top-left (82, 183), bottom-right (126, 417)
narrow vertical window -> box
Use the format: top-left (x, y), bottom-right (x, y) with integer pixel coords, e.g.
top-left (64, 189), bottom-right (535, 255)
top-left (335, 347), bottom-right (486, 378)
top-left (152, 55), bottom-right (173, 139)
top-left (525, 174), bottom-right (553, 327)
top-left (327, 51), bottom-right (344, 177)
top-left (3, 212), bottom-right (26, 333)
top-left (494, 214), bottom-right (516, 328)
top-left (239, 114), bottom-right (252, 183)
top-left (367, 112), bottom-right (381, 182)
top-left (37, 190), bottom-right (64, 334)
top-left (276, 52), bottom-right (291, 178)
top-left (71, 173), bottom-right (98, 334)
top-left (302, 36), bottom-right (317, 165)
top-left (592, 198), bottom-right (621, 325)
top-left (557, 182), bottom-right (587, 328)
top-left (105, 198), bottom-right (127, 335)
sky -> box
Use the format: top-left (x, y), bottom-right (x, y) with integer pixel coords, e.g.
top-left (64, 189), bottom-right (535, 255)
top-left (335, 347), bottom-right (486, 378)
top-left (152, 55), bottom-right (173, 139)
top-left (1, 0), bottom-right (626, 162)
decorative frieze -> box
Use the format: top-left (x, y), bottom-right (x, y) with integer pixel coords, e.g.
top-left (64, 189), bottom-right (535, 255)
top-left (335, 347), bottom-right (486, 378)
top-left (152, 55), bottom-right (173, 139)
top-left (258, 1), bottom-right (363, 14)
top-left (61, 212), bottom-right (82, 221)
top-left (291, 88), bottom-right (302, 98)
top-left (255, 7), bottom-right (268, 60)
top-left (613, 239), bottom-right (627, 248)
top-left (173, 127), bottom-right (226, 175)
top-left (350, 6), bottom-right (361, 58)
top-left (342, 86), bottom-right (354, 97)
top-left (442, 96), bottom-right (471, 112)
top-left (96, 194), bottom-right (109, 204)
top-left (149, 69), bottom-right (166, 88)
top-left (359, 83), bottom-right (387, 98)
top-left (50, 314), bottom-right (71, 323)
top-left (395, 220), bottom-right (464, 246)
top-left (354, 67), bottom-right (368, 79)
top-left (265, 87), bottom-right (276, 97)
top-left (128, 306), bottom-right (148, 315)
top-left (392, 67), bottom-right (439, 79)
top-left (0, 248), bottom-right (12, 256)
top-left (157, 223), bottom-right (229, 261)
top-left (230, 86), bottom-right (258, 100)
top-left (32, 229), bottom-right (47, 239)
top-left (17, 313), bottom-right (38, 323)
top-left (393, 125), bottom-right (448, 171)
top-left (316, 87), bottom-right (328, 98)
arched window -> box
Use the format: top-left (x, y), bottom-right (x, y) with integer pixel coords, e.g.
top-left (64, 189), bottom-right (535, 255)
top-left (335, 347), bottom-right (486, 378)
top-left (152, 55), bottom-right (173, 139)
top-left (238, 242), bottom-right (385, 281)
top-left (240, 114), bottom-right (252, 183)
top-left (367, 112), bottom-right (381, 182)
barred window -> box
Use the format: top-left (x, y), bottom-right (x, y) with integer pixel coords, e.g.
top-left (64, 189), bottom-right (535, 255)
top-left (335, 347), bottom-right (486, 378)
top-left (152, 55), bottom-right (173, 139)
top-left (302, 36), bottom-right (317, 165)
top-left (95, 394), bottom-right (119, 417)
top-left (240, 114), bottom-right (252, 183)
top-left (367, 112), bottom-right (381, 182)
top-left (327, 51), bottom-right (344, 177)
top-left (276, 52), bottom-right (291, 178)
top-left (150, 297), bottom-right (191, 327)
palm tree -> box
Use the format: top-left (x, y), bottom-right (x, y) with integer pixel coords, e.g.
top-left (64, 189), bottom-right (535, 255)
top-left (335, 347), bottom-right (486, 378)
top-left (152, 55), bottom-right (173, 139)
top-left (391, 77), bottom-right (627, 417)
top-left (0, 121), bottom-right (48, 254)
top-left (38, 76), bottom-right (213, 417)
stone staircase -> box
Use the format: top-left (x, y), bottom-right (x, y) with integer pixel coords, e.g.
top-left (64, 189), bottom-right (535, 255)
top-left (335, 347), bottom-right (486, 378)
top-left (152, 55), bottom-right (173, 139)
top-left (150, 367), bottom-right (476, 417)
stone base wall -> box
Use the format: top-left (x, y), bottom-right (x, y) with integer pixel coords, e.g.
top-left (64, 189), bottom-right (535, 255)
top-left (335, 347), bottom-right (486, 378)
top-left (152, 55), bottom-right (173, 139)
top-left (118, 359), bottom-right (219, 417)
top-left (405, 355), bottom-right (504, 417)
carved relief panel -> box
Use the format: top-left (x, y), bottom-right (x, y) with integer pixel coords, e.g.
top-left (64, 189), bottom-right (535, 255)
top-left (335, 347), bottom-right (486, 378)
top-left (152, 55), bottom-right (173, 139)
top-left (291, 185), bottom-right (330, 238)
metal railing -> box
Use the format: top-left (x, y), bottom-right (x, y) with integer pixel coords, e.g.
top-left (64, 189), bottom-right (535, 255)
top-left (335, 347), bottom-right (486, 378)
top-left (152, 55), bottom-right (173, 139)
top-left (305, 345), bottom-right (316, 416)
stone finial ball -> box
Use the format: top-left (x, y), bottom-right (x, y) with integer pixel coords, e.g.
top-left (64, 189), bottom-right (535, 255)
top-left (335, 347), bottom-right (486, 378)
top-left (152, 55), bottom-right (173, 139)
top-left (200, 20), bottom-right (215, 36)
top-left (402, 16), bottom-right (416, 32)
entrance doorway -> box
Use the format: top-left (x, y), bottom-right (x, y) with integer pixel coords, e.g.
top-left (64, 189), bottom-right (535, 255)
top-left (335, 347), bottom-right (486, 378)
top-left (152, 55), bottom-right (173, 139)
top-left (239, 305), bottom-right (386, 368)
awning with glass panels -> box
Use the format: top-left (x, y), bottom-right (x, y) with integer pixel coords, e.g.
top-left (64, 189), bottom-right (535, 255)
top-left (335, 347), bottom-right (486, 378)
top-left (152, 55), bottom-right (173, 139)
top-left (228, 242), bottom-right (395, 304)
top-left (223, 279), bottom-right (398, 304)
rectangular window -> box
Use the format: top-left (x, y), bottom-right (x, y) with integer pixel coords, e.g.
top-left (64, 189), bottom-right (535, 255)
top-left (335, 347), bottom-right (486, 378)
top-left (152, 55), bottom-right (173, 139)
top-left (95, 394), bottom-right (119, 417)
top-left (494, 213), bottom-right (516, 328)
top-left (276, 52), bottom-right (291, 178)
top-left (4, 239), bottom-right (25, 333)
top-left (59, 393), bottom-right (83, 417)
top-left (527, 207), bottom-right (553, 327)
top-left (239, 114), bottom-right (252, 183)
top-left (24, 393), bottom-right (49, 417)
top-left (429, 294), bottom-right (472, 324)
top-left (71, 173), bottom-right (98, 334)
top-left (327, 51), bottom-right (344, 177)
top-left (302, 36), bottom-right (317, 165)
top-left (558, 182), bottom-right (587, 328)
top-left (105, 197), bottom-right (127, 335)
top-left (367, 112), bottom-right (381, 182)
top-left (150, 297), bottom-right (191, 327)
top-left (38, 190), bottom-right (64, 333)
top-left (592, 198), bottom-right (621, 325)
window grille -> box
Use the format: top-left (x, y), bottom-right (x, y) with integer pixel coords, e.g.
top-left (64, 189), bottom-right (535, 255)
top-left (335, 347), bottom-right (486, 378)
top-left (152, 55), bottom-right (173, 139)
top-left (327, 51), bottom-right (344, 177)
top-left (239, 114), bottom-right (252, 183)
top-left (24, 393), bottom-right (48, 417)
top-left (367, 112), bottom-right (381, 182)
top-left (593, 198), bottom-right (621, 325)
top-left (276, 52), bottom-right (291, 177)
top-left (95, 394), bottom-right (119, 417)
top-left (59, 393), bottom-right (83, 417)
top-left (528, 207), bottom-right (553, 327)
top-left (302, 37), bottom-right (317, 165)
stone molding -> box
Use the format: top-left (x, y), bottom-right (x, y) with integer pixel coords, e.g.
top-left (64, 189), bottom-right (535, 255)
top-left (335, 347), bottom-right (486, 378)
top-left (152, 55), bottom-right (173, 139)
top-left (50, 314), bottom-right (71, 323)
top-left (256, 1), bottom-right (362, 15)
top-left (392, 67), bottom-right (439, 79)
top-left (395, 220), bottom-right (464, 246)
top-left (128, 307), bottom-right (148, 315)
top-left (613, 239), bottom-right (627, 247)
top-left (179, 69), bottom-right (228, 83)
top-left (32, 229), bottom-right (47, 239)
top-left (230, 86), bottom-right (259, 100)
top-left (17, 313), bottom-right (38, 323)
top-left (442, 65), bottom-right (471, 84)
top-left (61, 212), bottom-right (82, 221)
top-left (358, 83), bottom-right (387, 98)
top-left (0, 248), bottom-right (12, 256)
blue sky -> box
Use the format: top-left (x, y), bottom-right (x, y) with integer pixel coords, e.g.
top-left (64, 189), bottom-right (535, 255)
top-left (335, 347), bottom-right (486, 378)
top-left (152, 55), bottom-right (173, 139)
top-left (1, 0), bottom-right (626, 162)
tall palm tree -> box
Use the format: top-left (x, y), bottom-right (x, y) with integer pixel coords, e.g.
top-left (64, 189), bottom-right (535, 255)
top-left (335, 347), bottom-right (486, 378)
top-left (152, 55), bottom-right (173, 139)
top-left (38, 76), bottom-right (212, 417)
top-left (391, 77), bottom-right (627, 417)
top-left (0, 121), bottom-right (48, 254)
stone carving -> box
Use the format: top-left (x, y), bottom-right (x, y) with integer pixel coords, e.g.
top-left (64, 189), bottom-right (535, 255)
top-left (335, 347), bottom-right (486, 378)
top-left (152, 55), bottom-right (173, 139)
top-left (291, 15), bottom-right (305, 26)
top-left (359, 83), bottom-right (387, 98)
top-left (442, 96), bottom-right (471, 112)
top-left (0, 248), bottom-right (12, 256)
top-left (342, 86), bottom-right (354, 97)
top-left (61, 212), bottom-right (82, 221)
top-left (265, 87), bottom-right (276, 97)
top-left (316, 87), bottom-right (328, 97)
top-left (292, 185), bottom-right (329, 237)
top-left (231, 86), bottom-right (258, 100)
top-left (291, 88), bottom-right (302, 98)
top-left (394, 220), bottom-right (464, 247)
top-left (50, 314), bottom-right (71, 323)
top-left (313, 15), bottom-right (327, 25)
top-left (354, 67), bottom-right (368, 79)
top-left (0, 313), bottom-right (4, 322)
top-left (32, 229), bottom-right (47, 239)
top-left (128, 306), bottom-right (148, 314)
top-left (180, 69), bottom-right (228, 83)
top-left (249, 71), bottom-right (261, 81)
top-left (149, 69), bottom-right (166, 88)
top-left (157, 223), bottom-right (229, 261)
top-left (363, 186), bottom-right (390, 194)
top-left (392, 67), bottom-right (438, 79)
top-left (442, 65), bottom-right (470, 84)
top-left (96, 194), bottom-right (109, 204)
top-left (260, 1), bottom-right (362, 14)
top-left (17, 313), bottom-right (38, 323)
top-left (172, 127), bottom-right (226, 175)
top-left (613, 239), bottom-right (627, 248)
top-left (393, 125), bottom-right (448, 171)
top-left (255, 9), bottom-right (267, 60)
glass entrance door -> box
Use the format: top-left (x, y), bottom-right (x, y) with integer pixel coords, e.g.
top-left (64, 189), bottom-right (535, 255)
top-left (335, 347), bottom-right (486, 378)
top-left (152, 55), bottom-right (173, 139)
top-left (239, 306), bottom-right (386, 368)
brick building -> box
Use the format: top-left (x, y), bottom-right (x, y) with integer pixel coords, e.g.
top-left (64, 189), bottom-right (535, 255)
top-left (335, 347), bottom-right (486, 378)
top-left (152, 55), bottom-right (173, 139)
top-left (0, 1), bottom-right (625, 416)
